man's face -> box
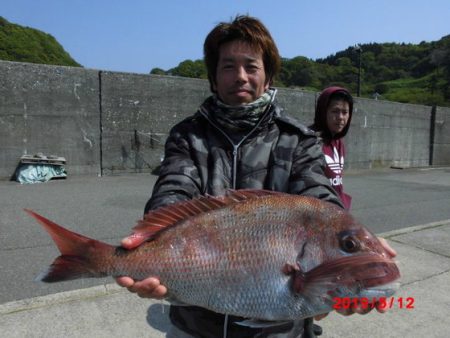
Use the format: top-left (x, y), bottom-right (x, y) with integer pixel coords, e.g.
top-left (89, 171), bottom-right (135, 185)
top-left (326, 99), bottom-right (350, 135)
top-left (213, 40), bottom-right (269, 106)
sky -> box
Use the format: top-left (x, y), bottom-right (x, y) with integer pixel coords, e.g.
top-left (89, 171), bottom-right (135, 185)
top-left (2, 0), bottom-right (449, 74)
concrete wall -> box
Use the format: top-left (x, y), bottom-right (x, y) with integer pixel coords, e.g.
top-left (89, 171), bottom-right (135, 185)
top-left (1, 60), bottom-right (449, 180)
top-left (100, 72), bottom-right (210, 174)
top-left (347, 99), bottom-right (431, 169)
top-left (0, 61), bottom-right (100, 178)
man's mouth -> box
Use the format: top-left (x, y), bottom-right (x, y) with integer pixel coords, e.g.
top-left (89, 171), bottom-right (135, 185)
top-left (231, 88), bottom-right (253, 95)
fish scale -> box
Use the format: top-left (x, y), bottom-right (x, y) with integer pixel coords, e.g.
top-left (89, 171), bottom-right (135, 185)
top-left (138, 205), bottom-right (317, 319)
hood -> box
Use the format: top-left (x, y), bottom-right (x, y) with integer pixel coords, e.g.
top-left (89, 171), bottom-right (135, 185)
top-left (312, 86), bottom-right (353, 140)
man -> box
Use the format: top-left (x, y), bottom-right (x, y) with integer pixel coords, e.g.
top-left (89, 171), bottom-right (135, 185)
top-left (117, 15), bottom-right (396, 338)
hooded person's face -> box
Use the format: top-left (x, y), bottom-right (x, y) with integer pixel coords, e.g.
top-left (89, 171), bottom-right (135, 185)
top-left (326, 99), bottom-right (350, 136)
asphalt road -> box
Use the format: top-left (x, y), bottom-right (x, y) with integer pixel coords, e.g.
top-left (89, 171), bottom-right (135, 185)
top-left (1, 167), bottom-right (450, 304)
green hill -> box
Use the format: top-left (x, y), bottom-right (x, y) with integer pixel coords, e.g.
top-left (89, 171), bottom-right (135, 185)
top-left (152, 35), bottom-right (450, 107)
top-left (314, 36), bottom-right (450, 106)
top-left (0, 16), bottom-right (81, 67)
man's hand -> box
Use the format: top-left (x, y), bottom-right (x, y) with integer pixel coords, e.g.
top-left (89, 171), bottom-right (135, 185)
top-left (115, 233), bottom-right (168, 299)
top-left (378, 237), bottom-right (397, 258)
top-left (115, 276), bottom-right (167, 299)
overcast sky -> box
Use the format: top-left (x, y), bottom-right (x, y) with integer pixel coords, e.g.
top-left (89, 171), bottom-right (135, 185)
top-left (2, 0), bottom-right (449, 74)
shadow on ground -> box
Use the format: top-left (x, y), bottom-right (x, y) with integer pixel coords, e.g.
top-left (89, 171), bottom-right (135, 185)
top-left (147, 303), bottom-right (171, 334)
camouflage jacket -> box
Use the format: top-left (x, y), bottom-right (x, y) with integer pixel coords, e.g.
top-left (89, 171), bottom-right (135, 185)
top-left (145, 98), bottom-right (342, 213)
top-left (145, 97), bottom-right (341, 337)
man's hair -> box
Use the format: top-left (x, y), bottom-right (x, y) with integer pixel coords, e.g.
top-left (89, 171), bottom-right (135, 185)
top-left (203, 15), bottom-right (281, 93)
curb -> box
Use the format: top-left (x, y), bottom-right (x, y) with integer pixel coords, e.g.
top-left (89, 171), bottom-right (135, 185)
top-left (0, 283), bottom-right (123, 315)
top-left (379, 219), bottom-right (450, 238)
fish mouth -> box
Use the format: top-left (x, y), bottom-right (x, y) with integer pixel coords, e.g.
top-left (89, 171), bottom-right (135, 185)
top-left (302, 254), bottom-right (401, 305)
top-left (349, 258), bottom-right (400, 289)
top-left (306, 254), bottom-right (401, 289)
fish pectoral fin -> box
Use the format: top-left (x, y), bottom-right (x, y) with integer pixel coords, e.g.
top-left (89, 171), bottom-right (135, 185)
top-left (235, 319), bottom-right (292, 328)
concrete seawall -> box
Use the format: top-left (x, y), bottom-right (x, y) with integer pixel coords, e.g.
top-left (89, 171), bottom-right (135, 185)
top-left (1, 60), bottom-right (450, 179)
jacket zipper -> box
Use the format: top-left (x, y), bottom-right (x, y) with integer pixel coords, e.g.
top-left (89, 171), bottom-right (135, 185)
top-left (200, 114), bottom-right (270, 189)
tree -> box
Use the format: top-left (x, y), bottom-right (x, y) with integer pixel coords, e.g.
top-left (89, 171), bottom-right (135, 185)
top-left (150, 67), bottom-right (166, 75)
top-left (169, 59), bottom-right (206, 79)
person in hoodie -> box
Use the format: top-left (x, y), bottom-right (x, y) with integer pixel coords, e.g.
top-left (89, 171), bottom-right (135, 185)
top-left (311, 87), bottom-right (353, 210)
top-left (116, 16), bottom-right (396, 338)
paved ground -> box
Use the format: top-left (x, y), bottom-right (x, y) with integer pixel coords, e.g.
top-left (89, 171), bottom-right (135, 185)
top-left (1, 167), bottom-right (450, 337)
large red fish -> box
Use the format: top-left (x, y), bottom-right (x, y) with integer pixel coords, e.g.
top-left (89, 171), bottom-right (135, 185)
top-left (27, 190), bottom-right (400, 322)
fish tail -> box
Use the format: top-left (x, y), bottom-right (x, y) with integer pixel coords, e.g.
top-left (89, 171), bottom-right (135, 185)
top-left (25, 209), bottom-right (115, 283)
top-left (34, 256), bottom-right (97, 283)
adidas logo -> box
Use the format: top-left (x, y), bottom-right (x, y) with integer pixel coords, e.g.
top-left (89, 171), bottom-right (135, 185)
top-left (325, 146), bottom-right (344, 175)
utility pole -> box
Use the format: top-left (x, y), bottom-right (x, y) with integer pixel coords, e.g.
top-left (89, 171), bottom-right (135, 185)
top-left (354, 44), bottom-right (362, 97)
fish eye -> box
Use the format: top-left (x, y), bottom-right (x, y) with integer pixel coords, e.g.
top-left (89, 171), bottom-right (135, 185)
top-left (339, 234), bottom-right (360, 253)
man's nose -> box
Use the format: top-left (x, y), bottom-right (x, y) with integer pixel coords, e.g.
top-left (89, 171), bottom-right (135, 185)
top-left (235, 66), bottom-right (248, 82)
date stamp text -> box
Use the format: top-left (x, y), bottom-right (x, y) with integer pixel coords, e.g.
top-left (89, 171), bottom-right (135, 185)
top-left (333, 297), bottom-right (415, 310)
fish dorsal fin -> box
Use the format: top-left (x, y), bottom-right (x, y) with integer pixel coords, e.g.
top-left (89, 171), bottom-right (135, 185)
top-left (223, 189), bottom-right (282, 201)
top-left (132, 189), bottom-right (282, 240)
